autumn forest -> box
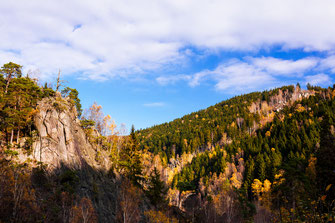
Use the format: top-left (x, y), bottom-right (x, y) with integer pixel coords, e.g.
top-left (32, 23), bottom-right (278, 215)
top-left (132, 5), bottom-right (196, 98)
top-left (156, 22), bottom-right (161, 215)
top-left (0, 62), bottom-right (334, 222)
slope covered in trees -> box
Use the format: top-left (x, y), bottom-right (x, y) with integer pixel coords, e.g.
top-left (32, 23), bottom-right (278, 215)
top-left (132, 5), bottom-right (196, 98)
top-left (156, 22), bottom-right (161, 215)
top-left (138, 85), bottom-right (296, 160)
top-left (180, 88), bottom-right (335, 221)
top-left (137, 84), bottom-right (335, 222)
top-left (1, 61), bottom-right (335, 222)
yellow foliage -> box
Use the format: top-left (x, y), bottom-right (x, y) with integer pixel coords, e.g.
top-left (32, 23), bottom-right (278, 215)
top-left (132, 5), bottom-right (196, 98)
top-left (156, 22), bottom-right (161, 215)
top-left (274, 170), bottom-right (285, 186)
top-left (265, 131), bottom-right (271, 137)
top-left (274, 173), bottom-right (282, 180)
top-left (326, 184), bottom-right (332, 192)
top-left (183, 138), bottom-right (188, 146)
top-left (269, 112), bottom-right (275, 118)
top-left (230, 173), bottom-right (241, 189)
top-left (251, 179), bottom-right (263, 196)
top-left (296, 104), bottom-right (306, 112)
top-left (262, 179), bottom-right (271, 193)
top-left (144, 210), bottom-right (177, 223)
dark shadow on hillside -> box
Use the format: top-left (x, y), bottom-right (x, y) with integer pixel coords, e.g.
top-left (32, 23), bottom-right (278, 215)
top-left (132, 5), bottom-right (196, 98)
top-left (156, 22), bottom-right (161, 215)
top-left (31, 161), bottom-right (119, 223)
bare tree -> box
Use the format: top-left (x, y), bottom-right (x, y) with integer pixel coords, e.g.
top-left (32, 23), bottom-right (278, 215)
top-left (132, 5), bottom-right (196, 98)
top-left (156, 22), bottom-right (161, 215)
top-left (55, 69), bottom-right (66, 92)
top-left (117, 179), bottom-right (142, 223)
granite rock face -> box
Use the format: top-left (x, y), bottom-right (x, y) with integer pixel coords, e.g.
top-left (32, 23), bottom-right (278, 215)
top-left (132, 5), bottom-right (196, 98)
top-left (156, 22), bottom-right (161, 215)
top-left (32, 96), bottom-right (109, 170)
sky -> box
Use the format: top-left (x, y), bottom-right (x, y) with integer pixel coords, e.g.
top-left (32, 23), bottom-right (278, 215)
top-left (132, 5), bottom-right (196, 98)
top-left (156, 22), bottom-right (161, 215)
top-left (1, 0), bottom-right (335, 131)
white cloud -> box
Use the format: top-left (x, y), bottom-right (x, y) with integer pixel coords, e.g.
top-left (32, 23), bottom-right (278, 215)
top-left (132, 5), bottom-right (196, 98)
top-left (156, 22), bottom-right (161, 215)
top-left (305, 73), bottom-right (332, 86)
top-left (143, 102), bottom-right (166, 107)
top-left (320, 55), bottom-right (335, 73)
top-left (250, 57), bottom-right (318, 76)
top-left (213, 61), bottom-right (276, 92)
top-left (186, 59), bottom-right (277, 93)
top-left (1, 0), bottom-right (335, 80)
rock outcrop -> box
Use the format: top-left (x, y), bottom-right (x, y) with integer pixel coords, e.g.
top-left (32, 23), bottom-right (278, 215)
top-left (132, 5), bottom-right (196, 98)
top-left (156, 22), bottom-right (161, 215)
top-left (248, 86), bottom-right (313, 114)
top-left (32, 95), bottom-right (109, 170)
top-left (24, 95), bottom-right (117, 222)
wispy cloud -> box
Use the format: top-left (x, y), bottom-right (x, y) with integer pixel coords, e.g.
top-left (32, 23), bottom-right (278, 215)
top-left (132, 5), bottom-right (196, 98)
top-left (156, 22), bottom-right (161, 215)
top-left (319, 55), bottom-right (335, 73)
top-left (156, 75), bottom-right (191, 86)
top-left (143, 102), bottom-right (166, 107)
top-left (304, 73), bottom-right (332, 86)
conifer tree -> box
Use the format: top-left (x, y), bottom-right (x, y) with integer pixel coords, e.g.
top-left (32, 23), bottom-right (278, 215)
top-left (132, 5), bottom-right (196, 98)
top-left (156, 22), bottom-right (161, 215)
top-left (119, 125), bottom-right (144, 187)
top-left (61, 87), bottom-right (82, 117)
top-left (316, 116), bottom-right (335, 202)
top-left (146, 167), bottom-right (168, 208)
top-left (256, 154), bottom-right (266, 181)
top-left (0, 62), bottom-right (22, 93)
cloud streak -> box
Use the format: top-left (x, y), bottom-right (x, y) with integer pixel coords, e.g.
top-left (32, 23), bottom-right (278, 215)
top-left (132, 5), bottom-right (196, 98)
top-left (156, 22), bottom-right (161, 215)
top-left (143, 102), bottom-right (166, 107)
top-left (304, 73), bottom-right (332, 86)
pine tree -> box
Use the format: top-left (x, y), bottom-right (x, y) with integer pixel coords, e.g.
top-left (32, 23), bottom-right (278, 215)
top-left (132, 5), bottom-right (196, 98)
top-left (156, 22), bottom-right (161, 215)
top-left (61, 87), bottom-right (82, 117)
top-left (256, 154), bottom-right (266, 181)
top-left (146, 167), bottom-right (168, 208)
top-left (119, 125), bottom-right (144, 187)
top-left (316, 116), bottom-right (335, 202)
top-left (1, 62), bottom-right (22, 93)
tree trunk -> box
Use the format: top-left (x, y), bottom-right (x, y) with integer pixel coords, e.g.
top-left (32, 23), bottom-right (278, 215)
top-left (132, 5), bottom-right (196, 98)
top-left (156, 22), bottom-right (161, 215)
top-left (5, 79), bottom-right (10, 94)
top-left (16, 128), bottom-right (20, 144)
top-left (10, 129), bottom-right (14, 145)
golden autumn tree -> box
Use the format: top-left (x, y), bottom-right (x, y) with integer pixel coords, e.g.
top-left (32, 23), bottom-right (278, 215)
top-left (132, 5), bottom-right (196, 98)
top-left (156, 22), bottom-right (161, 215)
top-left (102, 114), bottom-right (117, 137)
top-left (251, 179), bottom-right (263, 199)
top-left (83, 102), bottom-right (104, 134)
top-left (261, 179), bottom-right (272, 208)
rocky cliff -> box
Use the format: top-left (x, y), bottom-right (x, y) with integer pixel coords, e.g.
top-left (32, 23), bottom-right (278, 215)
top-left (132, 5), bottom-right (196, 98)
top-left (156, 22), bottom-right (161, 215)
top-left (31, 94), bottom-right (110, 170)
top-left (10, 94), bottom-right (118, 222)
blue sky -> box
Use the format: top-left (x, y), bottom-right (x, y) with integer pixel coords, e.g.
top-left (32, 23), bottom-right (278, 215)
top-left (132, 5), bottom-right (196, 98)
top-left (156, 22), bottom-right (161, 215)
top-left (1, 0), bottom-right (335, 131)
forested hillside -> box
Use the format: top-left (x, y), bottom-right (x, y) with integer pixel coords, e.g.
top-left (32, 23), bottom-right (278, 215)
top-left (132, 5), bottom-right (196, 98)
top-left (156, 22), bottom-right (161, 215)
top-left (138, 85), bottom-right (298, 160)
top-left (138, 84), bottom-right (335, 222)
top-left (0, 61), bottom-right (334, 222)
